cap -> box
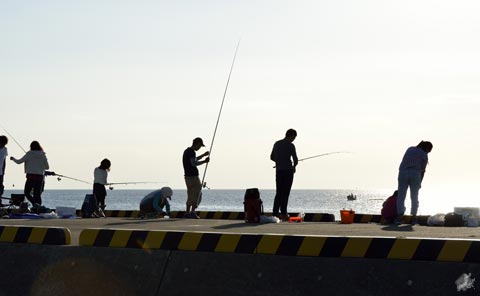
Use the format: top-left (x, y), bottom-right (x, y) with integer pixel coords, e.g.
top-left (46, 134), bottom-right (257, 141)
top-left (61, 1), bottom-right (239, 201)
top-left (161, 187), bottom-right (173, 199)
top-left (193, 137), bottom-right (205, 147)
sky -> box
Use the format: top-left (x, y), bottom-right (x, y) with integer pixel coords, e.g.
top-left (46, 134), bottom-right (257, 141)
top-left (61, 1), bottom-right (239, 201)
top-left (1, 1), bottom-right (479, 198)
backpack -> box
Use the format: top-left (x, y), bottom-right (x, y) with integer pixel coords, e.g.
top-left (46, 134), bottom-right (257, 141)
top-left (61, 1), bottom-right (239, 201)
top-left (444, 212), bottom-right (464, 227)
top-left (244, 188), bottom-right (263, 223)
top-left (381, 194), bottom-right (397, 222)
top-left (81, 194), bottom-right (99, 218)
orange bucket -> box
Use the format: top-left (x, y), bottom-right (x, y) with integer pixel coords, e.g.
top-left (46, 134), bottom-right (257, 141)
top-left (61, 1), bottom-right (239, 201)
top-left (340, 210), bottom-right (355, 224)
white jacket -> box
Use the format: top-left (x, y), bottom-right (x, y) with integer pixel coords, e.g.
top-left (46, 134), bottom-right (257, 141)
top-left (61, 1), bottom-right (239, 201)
top-left (12, 150), bottom-right (49, 175)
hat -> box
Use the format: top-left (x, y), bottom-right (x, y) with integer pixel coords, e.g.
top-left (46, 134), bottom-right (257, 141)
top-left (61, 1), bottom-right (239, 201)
top-left (161, 187), bottom-right (173, 199)
top-left (193, 137), bottom-right (205, 147)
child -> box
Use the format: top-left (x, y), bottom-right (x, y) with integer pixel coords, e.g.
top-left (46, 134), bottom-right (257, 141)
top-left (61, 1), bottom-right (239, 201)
top-left (381, 190), bottom-right (398, 224)
top-left (93, 158), bottom-right (111, 211)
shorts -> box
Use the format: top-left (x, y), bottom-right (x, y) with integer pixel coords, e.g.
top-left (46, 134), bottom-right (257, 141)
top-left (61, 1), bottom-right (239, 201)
top-left (185, 176), bottom-right (202, 207)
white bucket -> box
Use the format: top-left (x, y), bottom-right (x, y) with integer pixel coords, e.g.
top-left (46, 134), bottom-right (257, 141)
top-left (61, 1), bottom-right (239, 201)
top-left (467, 217), bottom-right (479, 227)
top-left (454, 207), bottom-right (480, 220)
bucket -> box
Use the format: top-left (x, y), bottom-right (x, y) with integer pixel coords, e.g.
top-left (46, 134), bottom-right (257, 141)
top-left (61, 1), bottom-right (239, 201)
top-left (340, 210), bottom-right (355, 224)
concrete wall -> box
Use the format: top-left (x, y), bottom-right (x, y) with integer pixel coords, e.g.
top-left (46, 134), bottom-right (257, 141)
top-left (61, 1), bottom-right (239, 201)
top-left (1, 243), bottom-right (479, 296)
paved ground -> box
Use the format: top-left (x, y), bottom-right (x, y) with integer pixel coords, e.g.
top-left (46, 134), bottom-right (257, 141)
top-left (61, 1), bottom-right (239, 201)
top-left (1, 217), bottom-right (480, 246)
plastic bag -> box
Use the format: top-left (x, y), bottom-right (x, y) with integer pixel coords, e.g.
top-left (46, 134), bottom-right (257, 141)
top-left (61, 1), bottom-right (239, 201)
top-left (260, 215), bottom-right (280, 223)
top-left (427, 213), bottom-right (445, 226)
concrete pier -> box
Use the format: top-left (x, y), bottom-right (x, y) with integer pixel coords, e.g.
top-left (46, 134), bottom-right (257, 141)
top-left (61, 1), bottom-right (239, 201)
top-left (1, 216), bottom-right (480, 295)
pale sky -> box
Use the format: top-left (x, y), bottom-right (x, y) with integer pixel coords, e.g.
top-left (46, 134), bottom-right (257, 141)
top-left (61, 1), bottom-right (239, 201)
top-left (1, 1), bottom-right (479, 197)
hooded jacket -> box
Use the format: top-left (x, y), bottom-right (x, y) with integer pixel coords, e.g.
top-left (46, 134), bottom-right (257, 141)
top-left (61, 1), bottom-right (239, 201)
top-left (12, 150), bottom-right (49, 175)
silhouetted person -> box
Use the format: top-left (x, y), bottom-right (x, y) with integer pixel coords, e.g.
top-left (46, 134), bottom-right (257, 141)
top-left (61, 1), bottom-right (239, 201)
top-left (395, 141), bottom-right (433, 225)
top-left (93, 158), bottom-right (111, 211)
top-left (139, 187), bottom-right (173, 217)
top-left (0, 135), bottom-right (8, 198)
top-left (182, 137), bottom-right (209, 218)
top-left (270, 129), bottom-right (298, 221)
top-left (10, 141), bottom-right (49, 206)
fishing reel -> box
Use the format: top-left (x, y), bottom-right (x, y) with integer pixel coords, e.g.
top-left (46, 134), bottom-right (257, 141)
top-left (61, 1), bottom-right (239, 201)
top-left (202, 182), bottom-right (210, 190)
top-left (109, 186), bottom-right (114, 190)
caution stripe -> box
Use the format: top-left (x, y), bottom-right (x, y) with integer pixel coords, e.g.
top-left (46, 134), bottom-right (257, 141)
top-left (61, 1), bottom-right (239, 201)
top-left (78, 229), bottom-right (480, 262)
top-left (74, 209), bottom-right (427, 225)
top-left (0, 226), bottom-right (71, 245)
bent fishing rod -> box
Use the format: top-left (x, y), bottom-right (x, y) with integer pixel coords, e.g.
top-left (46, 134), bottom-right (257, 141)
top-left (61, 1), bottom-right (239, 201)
top-left (201, 39), bottom-right (241, 189)
top-left (273, 151), bottom-right (352, 168)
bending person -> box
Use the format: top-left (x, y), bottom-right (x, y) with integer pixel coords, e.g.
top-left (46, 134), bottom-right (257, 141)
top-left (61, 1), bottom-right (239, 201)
top-left (139, 187), bottom-right (173, 218)
top-left (395, 140), bottom-right (433, 225)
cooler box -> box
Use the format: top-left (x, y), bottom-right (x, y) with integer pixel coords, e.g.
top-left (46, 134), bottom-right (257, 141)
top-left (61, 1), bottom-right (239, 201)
top-left (56, 206), bottom-right (76, 218)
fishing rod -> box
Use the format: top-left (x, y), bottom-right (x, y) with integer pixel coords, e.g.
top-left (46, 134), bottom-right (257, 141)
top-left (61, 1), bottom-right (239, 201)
top-left (298, 151), bottom-right (351, 162)
top-left (54, 173), bottom-right (91, 185)
top-left (106, 182), bottom-right (165, 190)
top-left (273, 151), bottom-right (351, 168)
top-left (0, 125), bottom-right (27, 153)
top-left (201, 39), bottom-right (241, 189)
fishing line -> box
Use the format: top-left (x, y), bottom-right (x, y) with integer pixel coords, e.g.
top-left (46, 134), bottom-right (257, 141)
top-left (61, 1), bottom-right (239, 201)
top-left (201, 39), bottom-right (241, 189)
top-left (54, 173), bottom-right (91, 185)
top-left (298, 151), bottom-right (351, 162)
top-left (273, 151), bottom-right (352, 168)
top-left (0, 125), bottom-right (27, 153)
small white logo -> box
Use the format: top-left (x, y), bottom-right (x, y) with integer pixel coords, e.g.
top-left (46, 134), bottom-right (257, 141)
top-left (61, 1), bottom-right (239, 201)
top-left (455, 273), bottom-right (475, 292)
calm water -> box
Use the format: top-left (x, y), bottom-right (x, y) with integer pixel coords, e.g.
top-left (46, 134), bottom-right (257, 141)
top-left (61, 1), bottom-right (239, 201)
top-left (3, 188), bottom-right (470, 220)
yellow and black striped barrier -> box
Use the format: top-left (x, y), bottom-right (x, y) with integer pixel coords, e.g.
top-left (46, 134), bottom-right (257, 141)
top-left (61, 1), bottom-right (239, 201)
top-left (0, 225), bottom-right (71, 245)
top-left (75, 210), bottom-right (336, 222)
top-left (79, 229), bottom-right (480, 262)
top-left (74, 209), bottom-right (427, 225)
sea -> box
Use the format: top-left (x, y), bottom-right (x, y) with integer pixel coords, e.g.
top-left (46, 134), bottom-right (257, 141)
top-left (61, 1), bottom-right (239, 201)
top-left (3, 188), bottom-right (474, 220)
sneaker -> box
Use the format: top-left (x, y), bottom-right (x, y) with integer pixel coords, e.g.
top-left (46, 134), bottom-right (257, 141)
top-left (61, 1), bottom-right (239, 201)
top-left (411, 216), bottom-right (418, 225)
top-left (193, 212), bottom-right (200, 219)
top-left (279, 214), bottom-right (290, 221)
top-left (394, 216), bottom-right (403, 225)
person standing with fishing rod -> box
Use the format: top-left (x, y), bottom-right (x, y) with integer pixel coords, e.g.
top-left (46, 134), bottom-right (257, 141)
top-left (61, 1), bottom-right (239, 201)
top-left (270, 128), bottom-right (298, 221)
top-left (182, 137), bottom-right (209, 218)
top-left (93, 158), bottom-right (111, 213)
top-left (10, 141), bottom-right (50, 206)
top-left (0, 135), bottom-right (8, 199)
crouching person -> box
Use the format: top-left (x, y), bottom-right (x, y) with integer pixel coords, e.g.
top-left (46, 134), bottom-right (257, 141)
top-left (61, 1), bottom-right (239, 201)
top-left (140, 187), bottom-right (173, 218)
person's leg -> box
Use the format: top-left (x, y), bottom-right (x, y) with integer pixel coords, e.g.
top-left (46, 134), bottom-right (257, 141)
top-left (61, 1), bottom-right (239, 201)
top-left (280, 170), bottom-right (294, 215)
top-left (0, 175), bottom-right (4, 197)
top-left (192, 177), bottom-right (202, 211)
top-left (409, 172), bottom-right (421, 216)
top-left (24, 178), bottom-right (35, 205)
top-left (185, 177), bottom-right (195, 213)
top-left (32, 178), bottom-right (43, 205)
top-left (272, 171), bottom-right (283, 216)
top-left (396, 172), bottom-right (408, 217)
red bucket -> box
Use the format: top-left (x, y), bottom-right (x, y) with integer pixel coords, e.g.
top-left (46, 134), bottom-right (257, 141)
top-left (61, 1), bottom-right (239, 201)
top-left (340, 210), bottom-right (355, 224)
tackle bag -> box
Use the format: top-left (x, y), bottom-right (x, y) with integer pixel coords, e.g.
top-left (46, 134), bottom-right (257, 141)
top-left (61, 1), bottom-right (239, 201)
top-left (81, 194), bottom-right (99, 218)
top-left (444, 212), bottom-right (464, 227)
top-left (244, 188), bottom-right (263, 223)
